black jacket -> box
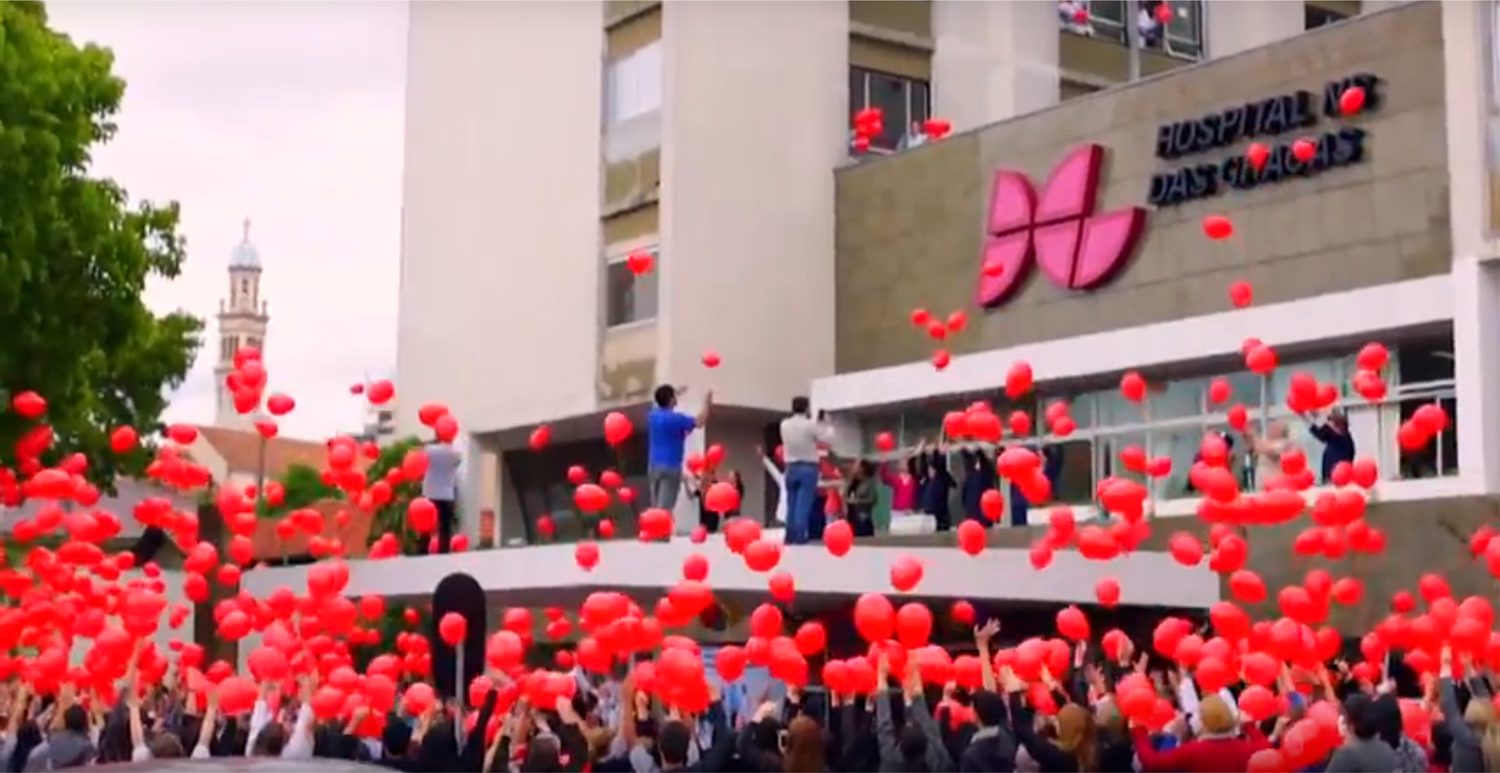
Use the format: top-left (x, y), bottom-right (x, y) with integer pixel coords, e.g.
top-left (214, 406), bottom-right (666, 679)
top-left (958, 725), bottom-right (1016, 773)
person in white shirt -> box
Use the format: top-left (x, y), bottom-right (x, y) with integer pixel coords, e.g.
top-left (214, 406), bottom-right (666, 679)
top-left (778, 397), bottom-right (833, 545)
top-left (422, 435), bottom-right (462, 554)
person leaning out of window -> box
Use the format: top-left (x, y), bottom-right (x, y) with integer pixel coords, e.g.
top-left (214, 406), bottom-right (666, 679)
top-left (1300, 407), bottom-right (1356, 484)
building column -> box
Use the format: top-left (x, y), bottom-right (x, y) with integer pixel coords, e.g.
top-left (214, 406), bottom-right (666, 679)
top-left (1443, 0), bottom-right (1496, 262)
top-left (461, 435), bottom-right (500, 547)
top-left (1452, 259), bottom-right (1500, 495)
top-left (1202, 2), bottom-right (1303, 59)
top-left (931, 0), bottom-right (1059, 135)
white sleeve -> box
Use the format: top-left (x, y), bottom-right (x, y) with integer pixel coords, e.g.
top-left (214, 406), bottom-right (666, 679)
top-left (761, 456), bottom-right (784, 485)
top-left (191, 743), bottom-right (211, 760)
top-left (280, 703), bottom-right (315, 760)
top-left (131, 745), bottom-right (152, 762)
top-left (245, 698), bottom-right (270, 758)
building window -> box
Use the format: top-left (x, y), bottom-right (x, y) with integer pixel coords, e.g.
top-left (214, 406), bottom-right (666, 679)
top-left (219, 336), bottom-right (232, 362)
top-left (1304, 4), bottom-right (1350, 30)
top-left (605, 42), bottom-right (663, 127)
top-left (849, 337), bottom-right (1458, 527)
top-left (849, 67), bottom-right (931, 152)
top-left (1058, 1), bottom-right (1204, 61)
top-left (605, 249), bottom-right (659, 328)
top-left (246, 336), bottom-right (262, 352)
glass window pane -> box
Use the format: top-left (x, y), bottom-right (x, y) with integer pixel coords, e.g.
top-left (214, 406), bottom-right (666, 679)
top-left (910, 80), bottom-right (931, 125)
top-left (1042, 393), bottom-right (1095, 431)
top-left (1098, 430), bottom-right (1148, 487)
top-left (1268, 359), bottom-right (1340, 412)
top-left (1150, 424), bottom-right (1207, 499)
top-left (867, 73), bottom-right (909, 150)
top-left (1087, 0), bottom-right (1127, 24)
top-left (1146, 379), bottom-right (1205, 421)
top-left (1095, 389), bottom-right (1148, 428)
top-left (606, 256), bottom-right (658, 327)
top-left (1047, 439), bottom-right (1095, 505)
top-left (1208, 371), bottom-right (1264, 412)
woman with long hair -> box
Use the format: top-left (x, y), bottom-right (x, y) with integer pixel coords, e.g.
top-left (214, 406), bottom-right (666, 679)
top-left (1004, 683), bottom-right (1097, 773)
top-left (783, 716), bottom-right (826, 773)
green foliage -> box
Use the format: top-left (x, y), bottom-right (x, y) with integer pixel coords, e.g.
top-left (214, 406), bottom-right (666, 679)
top-left (0, 3), bottom-right (203, 492)
top-left (365, 436), bottom-right (426, 555)
top-left (258, 462), bottom-right (340, 518)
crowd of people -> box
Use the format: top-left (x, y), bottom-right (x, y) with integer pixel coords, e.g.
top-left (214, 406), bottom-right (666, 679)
top-left (9, 614), bottom-right (1500, 773)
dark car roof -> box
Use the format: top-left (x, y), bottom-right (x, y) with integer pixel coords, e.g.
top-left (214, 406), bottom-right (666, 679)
top-left (91, 759), bottom-right (383, 773)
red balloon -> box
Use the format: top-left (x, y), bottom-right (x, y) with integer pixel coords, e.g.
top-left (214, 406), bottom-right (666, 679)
top-left (438, 612), bottom-right (467, 646)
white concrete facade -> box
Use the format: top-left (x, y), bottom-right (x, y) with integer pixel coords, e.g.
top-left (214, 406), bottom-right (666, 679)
top-left (396, 1), bottom-right (1424, 549)
top-left (242, 537), bottom-right (1219, 609)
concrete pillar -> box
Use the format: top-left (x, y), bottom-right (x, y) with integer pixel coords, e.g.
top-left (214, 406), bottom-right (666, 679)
top-left (1453, 259), bottom-right (1500, 495)
top-left (1203, 2), bottom-right (1303, 59)
top-left (931, 0), bottom-right (1059, 134)
top-left (1443, 0), bottom-right (1496, 262)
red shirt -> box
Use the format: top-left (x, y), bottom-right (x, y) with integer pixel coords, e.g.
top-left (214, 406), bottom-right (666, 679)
top-left (1131, 727), bottom-right (1271, 773)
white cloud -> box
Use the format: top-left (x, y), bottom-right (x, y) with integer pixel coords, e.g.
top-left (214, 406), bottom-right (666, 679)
top-left (46, 1), bottom-right (408, 440)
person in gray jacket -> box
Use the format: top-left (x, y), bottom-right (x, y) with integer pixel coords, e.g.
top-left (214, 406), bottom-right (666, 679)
top-left (1324, 694), bottom-right (1400, 773)
top-left (1438, 646), bottom-right (1500, 773)
top-left (875, 654), bottom-right (953, 772)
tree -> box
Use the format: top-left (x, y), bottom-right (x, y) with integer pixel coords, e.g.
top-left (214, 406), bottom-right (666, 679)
top-left (258, 462), bottom-right (340, 518)
top-left (364, 436), bottom-right (426, 555)
top-left (0, 2), bottom-right (203, 492)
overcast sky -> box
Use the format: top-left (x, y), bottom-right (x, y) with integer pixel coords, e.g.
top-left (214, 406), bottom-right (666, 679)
top-left (46, 2), bottom-right (409, 440)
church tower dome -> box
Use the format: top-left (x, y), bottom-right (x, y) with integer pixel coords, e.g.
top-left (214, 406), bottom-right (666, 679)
top-left (213, 218), bottom-right (270, 429)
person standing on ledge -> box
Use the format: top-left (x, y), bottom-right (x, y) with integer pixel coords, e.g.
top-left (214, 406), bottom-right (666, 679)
top-left (648, 384), bottom-right (712, 512)
top-left (780, 397), bottom-right (834, 545)
top-left (422, 432), bottom-right (461, 554)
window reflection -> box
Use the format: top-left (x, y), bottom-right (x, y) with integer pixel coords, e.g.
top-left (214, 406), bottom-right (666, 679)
top-left (1050, 439), bottom-right (1096, 504)
top-left (1150, 425), bottom-right (1202, 499)
top-left (845, 344), bottom-right (1458, 513)
top-left (1099, 431), bottom-right (1148, 486)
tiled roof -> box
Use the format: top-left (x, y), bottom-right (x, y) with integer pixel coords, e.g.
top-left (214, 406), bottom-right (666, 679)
top-left (250, 499), bottom-right (373, 560)
top-left (188, 425), bottom-right (356, 478)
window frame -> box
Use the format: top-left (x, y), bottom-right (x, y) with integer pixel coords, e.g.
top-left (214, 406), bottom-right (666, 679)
top-left (604, 246), bottom-right (660, 330)
top-left (845, 340), bottom-right (1458, 509)
top-left (848, 66), bottom-right (932, 154)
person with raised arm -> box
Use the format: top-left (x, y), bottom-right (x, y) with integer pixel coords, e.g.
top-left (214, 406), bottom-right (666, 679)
top-left (648, 385), bottom-right (713, 512)
top-left (779, 397), bottom-right (833, 545)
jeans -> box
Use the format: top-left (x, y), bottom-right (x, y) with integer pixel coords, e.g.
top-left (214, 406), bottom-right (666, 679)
top-left (648, 466), bottom-right (684, 510)
top-left (433, 498), bottom-right (456, 554)
top-left (784, 462), bottom-right (820, 545)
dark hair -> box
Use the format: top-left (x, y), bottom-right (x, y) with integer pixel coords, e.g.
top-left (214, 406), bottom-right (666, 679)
top-left (784, 715), bottom-right (825, 773)
top-left (1373, 694), bottom-right (1405, 749)
top-left (62, 705), bottom-right (88, 734)
top-left (1343, 694), bottom-right (1380, 740)
top-left (972, 690), bottom-right (1008, 728)
top-left (148, 732), bottom-right (186, 759)
top-left (657, 719), bottom-right (692, 765)
top-left (520, 734), bottom-right (562, 772)
top-left (898, 723), bottom-right (929, 771)
top-left (790, 397), bottom-right (810, 415)
top-left (654, 385), bottom-right (677, 408)
top-left (252, 723), bottom-right (288, 757)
